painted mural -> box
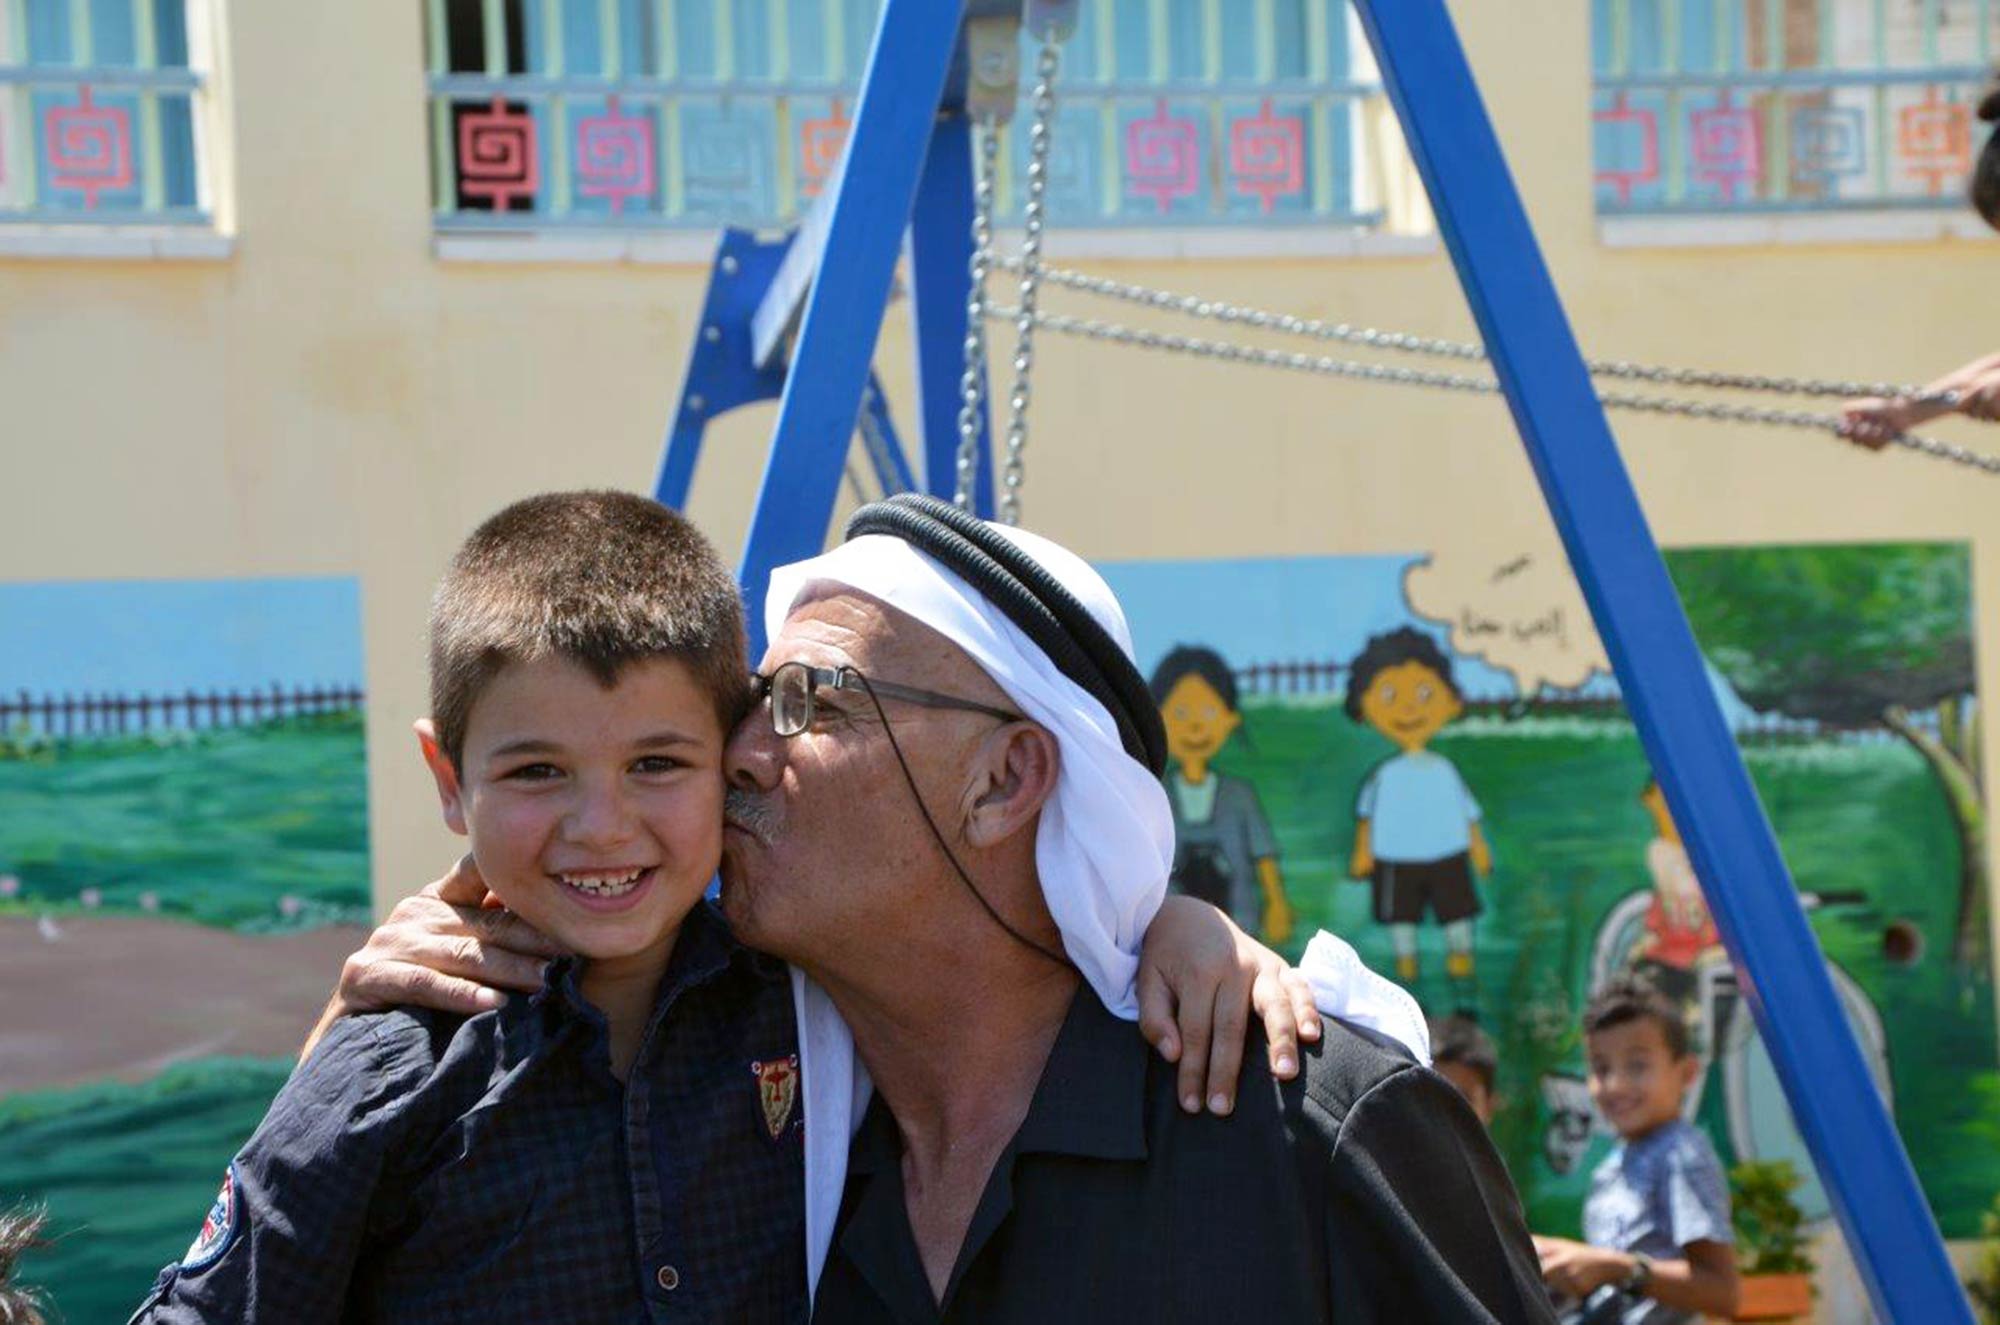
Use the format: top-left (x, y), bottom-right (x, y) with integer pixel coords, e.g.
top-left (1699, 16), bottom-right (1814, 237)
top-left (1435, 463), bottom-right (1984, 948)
top-left (0, 578), bottom-right (370, 1322)
top-left (1100, 541), bottom-right (1999, 1239)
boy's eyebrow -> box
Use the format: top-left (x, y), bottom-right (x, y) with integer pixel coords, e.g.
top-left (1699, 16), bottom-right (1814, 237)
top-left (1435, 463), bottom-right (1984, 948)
top-left (486, 728), bottom-right (709, 759)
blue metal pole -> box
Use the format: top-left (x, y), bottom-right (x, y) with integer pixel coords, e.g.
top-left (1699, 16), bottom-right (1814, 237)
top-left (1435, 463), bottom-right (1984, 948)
top-left (908, 111), bottom-right (995, 515)
top-left (736, 0), bottom-right (969, 653)
top-left (1347, 4), bottom-right (1968, 1320)
top-left (860, 372), bottom-right (920, 496)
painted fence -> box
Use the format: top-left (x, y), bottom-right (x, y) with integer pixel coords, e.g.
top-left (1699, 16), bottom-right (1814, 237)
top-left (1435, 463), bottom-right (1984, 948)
top-left (0, 685), bottom-right (364, 739)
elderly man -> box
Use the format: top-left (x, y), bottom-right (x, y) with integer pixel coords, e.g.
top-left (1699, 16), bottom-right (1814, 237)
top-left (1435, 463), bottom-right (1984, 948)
top-left (333, 495), bottom-right (1544, 1322)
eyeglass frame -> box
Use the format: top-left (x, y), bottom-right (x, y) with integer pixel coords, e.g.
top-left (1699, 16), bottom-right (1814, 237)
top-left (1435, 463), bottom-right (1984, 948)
top-left (750, 661), bottom-right (1023, 738)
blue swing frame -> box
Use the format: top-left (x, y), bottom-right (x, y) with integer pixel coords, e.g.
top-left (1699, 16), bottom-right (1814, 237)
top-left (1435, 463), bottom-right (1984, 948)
top-left (656, 3), bottom-right (1971, 1318)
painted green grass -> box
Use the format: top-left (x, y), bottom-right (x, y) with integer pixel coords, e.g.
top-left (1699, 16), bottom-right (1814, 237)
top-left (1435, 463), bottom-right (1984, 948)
top-left (0, 1057), bottom-right (295, 1325)
top-left (0, 715), bottom-right (369, 930)
top-left (1220, 699), bottom-right (1998, 1236)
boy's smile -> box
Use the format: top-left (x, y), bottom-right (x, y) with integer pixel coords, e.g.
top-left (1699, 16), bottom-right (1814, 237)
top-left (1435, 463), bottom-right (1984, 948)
top-left (1357, 659), bottom-right (1463, 753)
top-left (418, 655), bottom-right (726, 981)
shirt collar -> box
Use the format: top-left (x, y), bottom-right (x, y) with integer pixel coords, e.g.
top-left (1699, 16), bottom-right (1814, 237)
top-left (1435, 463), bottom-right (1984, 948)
top-left (525, 897), bottom-right (744, 1024)
top-left (848, 986), bottom-right (1149, 1175)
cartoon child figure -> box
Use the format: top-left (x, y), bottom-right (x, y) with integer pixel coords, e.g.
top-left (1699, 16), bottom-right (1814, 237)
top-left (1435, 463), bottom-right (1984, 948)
top-left (1150, 644), bottom-right (1294, 945)
top-left (1345, 627), bottom-right (1491, 988)
top-left (1628, 776), bottom-right (1724, 1015)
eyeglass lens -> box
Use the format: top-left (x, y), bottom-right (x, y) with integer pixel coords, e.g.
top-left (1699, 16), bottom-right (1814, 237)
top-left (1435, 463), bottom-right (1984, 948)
top-left (770, 662), bottom-right (812, 737)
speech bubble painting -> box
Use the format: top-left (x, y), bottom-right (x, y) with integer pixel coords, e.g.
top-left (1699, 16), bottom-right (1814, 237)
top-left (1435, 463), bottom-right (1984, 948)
top-left (1403, 549), bottom-right (1611, 694)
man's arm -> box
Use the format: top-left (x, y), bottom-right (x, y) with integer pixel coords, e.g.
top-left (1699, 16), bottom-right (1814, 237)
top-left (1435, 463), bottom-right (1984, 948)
top-left (301, 856), bottom-right (565, 1062)
top-left (1321, 1063), bottom-right (1557, 1323)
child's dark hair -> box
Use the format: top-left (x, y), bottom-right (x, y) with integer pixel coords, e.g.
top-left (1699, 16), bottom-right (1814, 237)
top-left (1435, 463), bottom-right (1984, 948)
top-left (1343, 627), bottom-right (1461, 723)
top-left (1973, 75), bottom-right (2000, 231)
top-left (0, 1203), bottom-right (48, 1325)
top-left (429, 491), bottom-right (747, 768)
top-left (1583, 974), bottom-right (1691, 1059)
top-left (1148, 644), bottom-right (1239, 711)
top-left (1430, 1015), bottom-right (1498, 1093)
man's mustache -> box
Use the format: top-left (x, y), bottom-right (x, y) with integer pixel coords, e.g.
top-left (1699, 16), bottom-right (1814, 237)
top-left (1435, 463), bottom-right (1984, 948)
top-left (723, 789), bottom-right (777, 845)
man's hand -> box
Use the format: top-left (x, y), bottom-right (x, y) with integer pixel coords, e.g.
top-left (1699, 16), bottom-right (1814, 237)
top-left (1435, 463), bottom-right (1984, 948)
top-left (1532, 1234), bottom-right (1629, 1301)
top-left (1136, 895), bottom-right (1321, 1117)
top-left (304, 857), bottom-right (569, 1060)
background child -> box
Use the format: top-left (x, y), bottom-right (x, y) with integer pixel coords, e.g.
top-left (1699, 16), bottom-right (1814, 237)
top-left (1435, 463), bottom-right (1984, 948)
top-left (1534, 975), bottom-right (1740, 1324)
top-left (1344, 627), bottom-right (1492, 991)
top-left (1150, 644), bottom-right (1294, 945)
top-left (1430, 1013), bottom-right (1499, 1127)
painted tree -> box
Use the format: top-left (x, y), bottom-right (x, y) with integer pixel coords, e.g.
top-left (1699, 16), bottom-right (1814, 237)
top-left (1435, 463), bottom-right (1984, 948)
top-left (1664, 544), bottom-right (1986, 966)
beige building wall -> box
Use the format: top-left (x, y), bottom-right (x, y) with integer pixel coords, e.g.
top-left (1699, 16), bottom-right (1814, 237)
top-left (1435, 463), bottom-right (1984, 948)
top-left (1, 0), bottom-right (1994, 972)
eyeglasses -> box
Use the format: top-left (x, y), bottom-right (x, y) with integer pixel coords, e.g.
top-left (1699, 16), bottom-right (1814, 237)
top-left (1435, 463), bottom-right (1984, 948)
top-left (750, 661), bottom-right (1022, 739)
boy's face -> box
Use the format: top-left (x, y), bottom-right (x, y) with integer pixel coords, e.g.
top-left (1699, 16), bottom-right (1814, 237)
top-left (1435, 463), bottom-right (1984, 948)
top-left (1435, 1060), bottom-right (1496, 1126)
top-left (418, 655), bottom-right (726, 971)
top-left (1585, 1016), bottom-right (1696, 1140)
top-left (1358, 659), bottom-right (1462, 752)
top-left (1159, 672), bottom-right (1241, 770)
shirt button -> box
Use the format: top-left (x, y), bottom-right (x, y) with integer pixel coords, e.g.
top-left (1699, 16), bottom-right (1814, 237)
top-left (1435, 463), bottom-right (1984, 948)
top-left (656, 1265), bottom-right (681, 1292)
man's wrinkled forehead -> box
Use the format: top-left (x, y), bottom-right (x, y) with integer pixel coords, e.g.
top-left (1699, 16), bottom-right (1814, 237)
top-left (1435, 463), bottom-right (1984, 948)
top-left (778, 583), bottom-right (1008, 700)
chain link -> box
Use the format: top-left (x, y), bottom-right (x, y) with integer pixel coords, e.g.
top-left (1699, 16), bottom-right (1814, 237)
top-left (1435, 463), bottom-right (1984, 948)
top-left (986, 304), bottom-right (2000, 475)
top-left (953, 118), bottom-right (1003, 511)
top-left (992, 255), bottom-right (1960, 409)
top-left (995, 36), bottom-right (1061, 526)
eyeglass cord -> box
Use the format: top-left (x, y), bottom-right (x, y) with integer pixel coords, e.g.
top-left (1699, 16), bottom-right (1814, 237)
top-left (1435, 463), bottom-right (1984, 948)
top-left (850, 672), bottom-right (1076, 973)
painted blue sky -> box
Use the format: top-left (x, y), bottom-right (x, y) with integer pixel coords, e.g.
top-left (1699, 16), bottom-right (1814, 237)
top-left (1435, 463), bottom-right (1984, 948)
top-left (1098, 553), bottom-right (1752, 722)
top-left (0, 578), bottom-right (364, 696)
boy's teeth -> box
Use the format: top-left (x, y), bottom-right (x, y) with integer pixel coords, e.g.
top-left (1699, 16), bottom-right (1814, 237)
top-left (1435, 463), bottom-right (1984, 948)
top-left (560, 868), bottom-right (647, 896)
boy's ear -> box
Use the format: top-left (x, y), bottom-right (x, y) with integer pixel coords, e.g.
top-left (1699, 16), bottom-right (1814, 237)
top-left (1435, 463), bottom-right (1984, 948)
top-left (415, 719), bottom-right (470, 837)
top-left (962, 722), bottom-right (1060, 850)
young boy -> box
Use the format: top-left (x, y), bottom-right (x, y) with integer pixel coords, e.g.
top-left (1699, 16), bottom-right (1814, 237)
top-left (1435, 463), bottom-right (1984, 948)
top-left (1430, 1013), bottom-right (1499, 1127)
top-left (1344, 627), bottom-right (1492, 989)
top-left (129, 491), bottom-right (1318, 1323)
top-left (1533, 976), bottom-right (1740, 1325)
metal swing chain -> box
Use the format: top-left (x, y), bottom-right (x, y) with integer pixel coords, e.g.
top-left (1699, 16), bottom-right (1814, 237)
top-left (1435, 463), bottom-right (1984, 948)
top-left (954, 117), bottom-right (1004, 511)
top-left (985, 303), bottom-right (2000, 476)
top-left (997, 34), bottom-right (1062, 526)
top-left (991, 255), bottom-right (1961, 410)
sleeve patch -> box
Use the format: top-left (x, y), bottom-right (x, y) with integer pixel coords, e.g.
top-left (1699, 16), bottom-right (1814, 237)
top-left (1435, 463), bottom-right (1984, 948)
top-left (180, 1162), bottom-right (241, 1271)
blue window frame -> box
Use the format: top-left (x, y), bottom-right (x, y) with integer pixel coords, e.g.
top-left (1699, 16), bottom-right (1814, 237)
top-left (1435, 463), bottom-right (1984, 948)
top-left (0, 0), bottom-right (209, 224)
top-left (1592, 0), bottom-right (1999, 215)
top-left (426, 0), bottom-right (1400, 231)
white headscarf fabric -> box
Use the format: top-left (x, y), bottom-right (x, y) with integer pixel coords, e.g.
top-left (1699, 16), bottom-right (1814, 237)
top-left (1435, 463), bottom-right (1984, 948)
top-left (761, 523), bottom-right (1426, 1296)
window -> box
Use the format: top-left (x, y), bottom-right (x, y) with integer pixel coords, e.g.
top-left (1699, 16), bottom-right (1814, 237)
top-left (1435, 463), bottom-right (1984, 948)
top-left (425, 0), bottom-right (1402, 232)
top-left (1592, 0), bottom-right (1998, 216)
top-left (0, 0), bottom-right (211, 224)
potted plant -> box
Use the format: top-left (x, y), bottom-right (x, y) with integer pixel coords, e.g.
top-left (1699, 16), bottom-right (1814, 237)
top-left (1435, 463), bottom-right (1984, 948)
top-left (1968, 1192), bottom-right (2000, 1325)
top-left (1728, 1160), bottom-right (1816, 1322)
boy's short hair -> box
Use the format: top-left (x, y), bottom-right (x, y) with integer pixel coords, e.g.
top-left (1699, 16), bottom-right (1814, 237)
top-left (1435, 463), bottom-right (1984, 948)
top-left (1583, 974), bottom-right (1691, 1059)
top-left (429, 490), bottom-right (747, 766)
top-left (1148, 644), bottom-right (1239, 712)
top-left (1343, 627), bottom-right (1462, 723)
top-left (1429, 1015), bottom-right (1498, 1093)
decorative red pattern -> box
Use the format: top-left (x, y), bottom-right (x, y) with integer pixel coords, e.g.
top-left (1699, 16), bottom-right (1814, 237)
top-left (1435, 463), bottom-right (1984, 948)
top-left (1898, 86), bottom-right (1971, 196)
top-left (1592, 91), bottom-right (1659, 205)
top-left (576, 96), bottom-right (655, 215)
top-left (1124, 99), bottom-right (1199, 214)
top-left (44, 86), bottom-right (132, 210)
top-left (458, 97), bottom-right (539, 209)
top-left (1689, 91), bottom-right (1762, 202)
top-left (1229, 98), bottom-right (1303, 213)
top-left (798, 99), bottom-right (850, 197)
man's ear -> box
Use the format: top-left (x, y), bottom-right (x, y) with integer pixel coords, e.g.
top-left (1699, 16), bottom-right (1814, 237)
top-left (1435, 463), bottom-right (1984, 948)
top-left (962, 722), bottom-right (1060, 850)
top-left (415, 719), bottom-right (470, 837)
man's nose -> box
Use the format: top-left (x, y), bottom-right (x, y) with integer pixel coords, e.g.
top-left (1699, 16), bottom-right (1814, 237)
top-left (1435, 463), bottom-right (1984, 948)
top-left (725, 710), bottom-right (784, 792)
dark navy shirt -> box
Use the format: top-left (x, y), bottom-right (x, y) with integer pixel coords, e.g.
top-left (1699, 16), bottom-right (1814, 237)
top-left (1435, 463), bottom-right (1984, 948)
top-left (129, 900), bottom-right (807, 1325)
top-left (814, 989), bottom-right (1554, 1325)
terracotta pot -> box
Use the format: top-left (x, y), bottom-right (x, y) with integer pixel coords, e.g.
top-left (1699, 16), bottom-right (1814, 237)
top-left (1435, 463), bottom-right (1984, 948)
top-left (1733, 1272), bottom-right (1814, 1321)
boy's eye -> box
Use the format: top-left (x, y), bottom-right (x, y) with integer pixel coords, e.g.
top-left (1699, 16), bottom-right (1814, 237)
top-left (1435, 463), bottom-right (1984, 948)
top-left (632, 755), bottom-right (684, 775)
top-left (503, 762), bottom-right (563, 782)
top-left (1417, 685), bottom-right (1433, 702)
top-left (1378, 684), bottom-right (1396, 704)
